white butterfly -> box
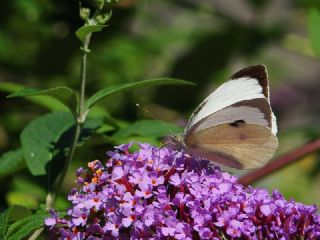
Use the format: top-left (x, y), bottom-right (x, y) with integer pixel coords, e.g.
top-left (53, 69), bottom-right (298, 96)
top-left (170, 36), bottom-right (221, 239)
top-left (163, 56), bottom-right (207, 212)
top-left (174, 65), bottom-right (278, 169)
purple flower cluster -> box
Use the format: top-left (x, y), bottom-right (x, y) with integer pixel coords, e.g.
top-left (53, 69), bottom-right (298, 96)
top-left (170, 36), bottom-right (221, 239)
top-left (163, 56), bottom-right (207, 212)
top-left (46, 143), bottom-right (320, 239)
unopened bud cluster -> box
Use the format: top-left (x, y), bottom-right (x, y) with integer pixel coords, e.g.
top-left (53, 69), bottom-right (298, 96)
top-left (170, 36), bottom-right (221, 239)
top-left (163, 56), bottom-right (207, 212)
top-left (80, 0), bottom-right (118, 24)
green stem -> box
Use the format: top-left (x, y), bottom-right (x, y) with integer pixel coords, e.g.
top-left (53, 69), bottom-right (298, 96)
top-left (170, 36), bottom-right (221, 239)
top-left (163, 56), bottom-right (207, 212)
top-left (28, 33), bottom-right (92, 240)
top-left (52, 33), bottom-right (92, 203)
top-left (28, 227), bottom-right (44, 240)
top-left (51, 123), bottom-right (82, 203)
top-left (79, 33), bottom-right (92, 122)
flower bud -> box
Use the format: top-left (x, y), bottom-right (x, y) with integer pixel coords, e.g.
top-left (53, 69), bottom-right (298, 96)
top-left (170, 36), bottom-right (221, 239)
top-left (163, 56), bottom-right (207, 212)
top-left (95, 11), bottom-right (112, 25)
top-left (80, 7), bottom-right (90, 21)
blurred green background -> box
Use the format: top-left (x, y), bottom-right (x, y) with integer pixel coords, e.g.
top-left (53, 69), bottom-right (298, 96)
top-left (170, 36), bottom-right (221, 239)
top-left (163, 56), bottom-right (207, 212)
top-left (0, 0), bottom-right (320, 212)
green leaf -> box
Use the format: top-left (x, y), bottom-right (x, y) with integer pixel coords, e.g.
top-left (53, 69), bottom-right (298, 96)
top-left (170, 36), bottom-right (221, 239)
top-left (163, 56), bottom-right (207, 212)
top-left (86, 78), bottom-right (195, 110)
top-left (308, 8), bottom-right (320, 57)
top-left (112, 119), bottom-right (183, 140)
top-left (0, 206), bottom-right (31, 239)
top-left (6, 206), bottom-right (31, 223)
top-left (0, 149), bottom-right (25, 178)
top-left (75, 25), bottom-right (107, 43)
top-left (21, 112), bottom-right (103, 179)
top-left (21, 112), bottom-right (75, 176)
top-left (0, 209), bottom-right (9, 238)
top-left (7, 178), bottom-right (46, 209)
top-left (5, 210), bottom-right (48, 240)
top-left (113, 136), bottom-right (163, 146)
top-left (7, 192), bottom-right (39, 210)
top-left (0, 82), bottom-right (24, 93)
top-left (78, 116), bottom-right (104, 146)
top-left (0, 82), bottom-right (68, 111)
top-left (7, 87), bottom-right (77, 114)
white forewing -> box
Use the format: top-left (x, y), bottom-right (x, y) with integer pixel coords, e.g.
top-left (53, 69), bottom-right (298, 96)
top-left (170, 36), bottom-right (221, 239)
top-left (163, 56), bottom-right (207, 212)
top-left (185, 77), bottom-right (265, 133)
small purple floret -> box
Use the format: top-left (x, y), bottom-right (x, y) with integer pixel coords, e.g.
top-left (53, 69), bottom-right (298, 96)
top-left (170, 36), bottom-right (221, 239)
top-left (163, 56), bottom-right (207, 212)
top-left (46, 143), bottom-right (320, 239)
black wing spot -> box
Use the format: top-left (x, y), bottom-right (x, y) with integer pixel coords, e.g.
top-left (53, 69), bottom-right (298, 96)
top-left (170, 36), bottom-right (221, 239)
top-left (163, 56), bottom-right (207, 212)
top-left (229, 120), bottom-right (246, 127)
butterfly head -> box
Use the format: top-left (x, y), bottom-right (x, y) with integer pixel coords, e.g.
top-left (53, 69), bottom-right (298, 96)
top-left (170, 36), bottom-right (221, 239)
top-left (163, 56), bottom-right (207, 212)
top-left (163, 133), bottom-right (185, 151)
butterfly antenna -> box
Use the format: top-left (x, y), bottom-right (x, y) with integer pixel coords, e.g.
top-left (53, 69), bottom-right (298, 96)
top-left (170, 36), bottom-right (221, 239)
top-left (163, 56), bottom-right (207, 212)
top-left (135, 103), bottom-right (176, 137)
top-left (135, 103), bottom-right (183, 168)
top-left (136, 103), bottom-right (173, 164)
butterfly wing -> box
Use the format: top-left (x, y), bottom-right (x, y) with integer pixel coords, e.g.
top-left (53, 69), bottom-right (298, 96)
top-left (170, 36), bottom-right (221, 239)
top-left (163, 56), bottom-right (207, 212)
top-left (185, 123), bottom-right (278, 169)
top-left (184, 65), bottom-right (278, 169)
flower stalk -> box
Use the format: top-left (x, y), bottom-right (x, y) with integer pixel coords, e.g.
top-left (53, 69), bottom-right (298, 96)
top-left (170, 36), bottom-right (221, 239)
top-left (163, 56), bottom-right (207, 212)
top-left (50, 33), bottom-right (92, 205)
top-left (27, 1), bottom-right (110, 237)
top-left (78, 33), bottom-right (92, 123)
top-left (27, 21), bottom-right (93, 240)
top-left (49, 31), bottom-right (92, 210)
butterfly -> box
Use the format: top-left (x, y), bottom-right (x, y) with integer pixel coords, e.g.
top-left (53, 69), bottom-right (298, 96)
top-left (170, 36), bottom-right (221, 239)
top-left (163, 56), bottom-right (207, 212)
top-left (172, 65), bottom-right (278, 169)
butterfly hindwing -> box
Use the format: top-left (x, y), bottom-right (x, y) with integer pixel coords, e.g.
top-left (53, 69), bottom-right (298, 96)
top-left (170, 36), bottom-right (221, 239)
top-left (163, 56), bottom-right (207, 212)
top-left (185, 123), bottom-right (278, 169)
